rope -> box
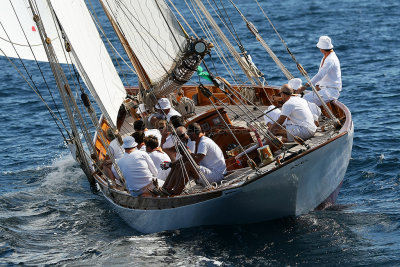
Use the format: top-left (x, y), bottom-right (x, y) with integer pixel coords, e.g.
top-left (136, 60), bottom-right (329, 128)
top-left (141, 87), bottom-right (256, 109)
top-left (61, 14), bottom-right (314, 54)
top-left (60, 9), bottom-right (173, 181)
top-left (254, 0), bottom-right (339, 124)
top-left (194, 0), bottom-right (260, 86)
top-left (228, 0), bottom-right (293, 80)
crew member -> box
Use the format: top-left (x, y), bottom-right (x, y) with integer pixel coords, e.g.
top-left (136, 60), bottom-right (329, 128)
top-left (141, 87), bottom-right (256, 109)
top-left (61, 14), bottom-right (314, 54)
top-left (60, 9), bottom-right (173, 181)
top-left (161, 123), bottom-right (226, 195)
top-left (296, 36), bottom-right (342, 105)
top-left (149, 98), bottom-right (181, 127)
top-left (111, 136), bottom-right (163, 197)
top-left (271, 85), bottom-right (317, 142)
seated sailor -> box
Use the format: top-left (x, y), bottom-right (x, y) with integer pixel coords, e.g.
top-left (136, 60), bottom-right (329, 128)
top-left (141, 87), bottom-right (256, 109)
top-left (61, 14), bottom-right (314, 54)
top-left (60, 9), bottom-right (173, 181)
top-left (289, 77), bottom-right (321, 124)
top-left (145, 135), bottom-right (171, 181)
top-left (106, 128), bottom-right (124, 159)
top-left (161, 123), bottom-right (226, 195)
top-left (111, 136), bottom-right (163, 197)
top-left (270, 84), bottom-right (317, 142)
top-left (266, 78), bottom-right (321, 129)
top-left (149, 98), bottom-right (181, 127)
top-left (100, 128), bottom-right (124, 182)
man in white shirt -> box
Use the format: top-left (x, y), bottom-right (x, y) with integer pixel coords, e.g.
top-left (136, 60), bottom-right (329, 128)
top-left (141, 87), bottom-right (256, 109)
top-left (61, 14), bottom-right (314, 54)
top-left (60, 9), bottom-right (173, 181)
top-left (271, 85), bottom-right (317, 142)
top-left (145, 135), bottom-right (171, 181)
top-left (160, 124), bottom-right (225, 195)
top-left (111, 136), bottom-right (163, 197)
top-left (289, 77), bottom-right (322, 124)
top-left (187, 123), bottom-right (226, 183)
top-left (106, 128), bottom-right (124, 159)
top-left (297, 36), bottom-right (342, 105)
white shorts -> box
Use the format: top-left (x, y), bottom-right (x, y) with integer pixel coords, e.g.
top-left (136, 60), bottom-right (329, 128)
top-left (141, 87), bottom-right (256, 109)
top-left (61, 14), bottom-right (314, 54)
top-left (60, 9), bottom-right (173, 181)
top-left (303, 87), bottom-right (340, 105)
top-left (286, 124), bottom-right (315, 142)
top-left (198, 165), bottom-right (224, 184)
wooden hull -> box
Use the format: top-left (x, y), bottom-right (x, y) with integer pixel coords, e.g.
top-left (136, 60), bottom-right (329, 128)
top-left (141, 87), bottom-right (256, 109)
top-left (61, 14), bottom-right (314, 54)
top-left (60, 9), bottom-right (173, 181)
top-left (94, 101), bottom-right (353, 233)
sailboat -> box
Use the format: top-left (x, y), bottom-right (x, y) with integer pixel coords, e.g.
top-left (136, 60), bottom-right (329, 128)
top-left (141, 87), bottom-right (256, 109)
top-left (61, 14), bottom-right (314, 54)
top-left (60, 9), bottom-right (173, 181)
top-left (0, 0), bottom-right (353, 233)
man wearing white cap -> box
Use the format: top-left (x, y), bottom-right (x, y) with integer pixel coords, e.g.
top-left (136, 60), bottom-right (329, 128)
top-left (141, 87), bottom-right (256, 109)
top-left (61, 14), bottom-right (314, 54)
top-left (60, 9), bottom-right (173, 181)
top-left (111, 136), bottom-right (163, 197)
top-left (270, 84), bottom-right (317, 142)
top-left (152, 98), bottom-right (181, 123)
top-left (297, 36), bottom-right (342, 105)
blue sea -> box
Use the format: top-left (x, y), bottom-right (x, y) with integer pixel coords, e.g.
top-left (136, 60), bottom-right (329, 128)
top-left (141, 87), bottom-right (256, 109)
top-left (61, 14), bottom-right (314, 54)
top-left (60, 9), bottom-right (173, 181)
top-left (1, 0), bottom-right (399, 265)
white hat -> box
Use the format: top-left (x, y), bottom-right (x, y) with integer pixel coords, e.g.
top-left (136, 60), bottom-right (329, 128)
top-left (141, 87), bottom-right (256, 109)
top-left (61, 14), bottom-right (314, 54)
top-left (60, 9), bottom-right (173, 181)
top-left (316, 36), bottom-right (333, 49)
top-left (155, 98), bottom-right (171, 110)
top-left (122, 136), bottom-right (138, 149)
top-left (288, 78), bottom-right (302, 90)
top-left (136, 103), bottom-right (146, 114)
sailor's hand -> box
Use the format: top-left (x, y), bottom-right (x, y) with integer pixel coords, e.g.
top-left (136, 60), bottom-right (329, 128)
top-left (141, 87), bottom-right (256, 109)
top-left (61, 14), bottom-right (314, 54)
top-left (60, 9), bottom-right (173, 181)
top-left (296, 86), bottom-right (306, 94)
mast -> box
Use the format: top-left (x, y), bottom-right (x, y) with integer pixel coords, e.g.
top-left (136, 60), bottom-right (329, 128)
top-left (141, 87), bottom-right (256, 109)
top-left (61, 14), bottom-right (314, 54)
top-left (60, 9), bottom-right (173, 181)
top-left (99, 0), bottom-right (151, 90)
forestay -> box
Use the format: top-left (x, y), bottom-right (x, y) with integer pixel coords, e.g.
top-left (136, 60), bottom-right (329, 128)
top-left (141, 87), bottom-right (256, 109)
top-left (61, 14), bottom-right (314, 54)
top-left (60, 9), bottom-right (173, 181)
top-left (0, 0), bottom-right (68, 64)
top-left (102, 0), bottom-right (187, 85)
top-left (51, 0), bottom-right (126, 126)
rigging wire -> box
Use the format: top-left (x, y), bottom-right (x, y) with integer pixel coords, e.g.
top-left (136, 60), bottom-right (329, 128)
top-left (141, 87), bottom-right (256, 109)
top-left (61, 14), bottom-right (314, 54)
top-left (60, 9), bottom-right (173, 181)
top-left (167, 0), bottom-right (199, 39)
top-left (228, 0), bottom-right (294, 80)
top-left (86, 0), bottom-right (133, 87)
top-left (254, 0), bottom-right (339, 124)
top-left (6, 0), bottom-right (70, 139)
top-left (0, 47), bottom-right (71, 139)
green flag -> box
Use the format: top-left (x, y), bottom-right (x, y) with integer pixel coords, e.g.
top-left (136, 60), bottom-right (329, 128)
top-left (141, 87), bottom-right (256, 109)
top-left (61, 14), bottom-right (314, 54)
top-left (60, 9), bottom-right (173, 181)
top-left (197, 66), bottom-right (212, 82)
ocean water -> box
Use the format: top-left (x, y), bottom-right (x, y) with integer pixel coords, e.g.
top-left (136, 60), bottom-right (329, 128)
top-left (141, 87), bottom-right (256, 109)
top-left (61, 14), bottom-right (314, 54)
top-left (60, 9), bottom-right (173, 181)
top-left (1, 0), bottom-right (399, 265)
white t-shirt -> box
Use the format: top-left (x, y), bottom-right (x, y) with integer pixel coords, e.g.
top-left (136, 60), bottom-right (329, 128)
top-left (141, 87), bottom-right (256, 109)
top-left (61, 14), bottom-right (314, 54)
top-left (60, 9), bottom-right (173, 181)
top-left (111, 150), bottom-right (157, 191)
top-left (108, 139), bottom-right (124, 159)
top-left (281, 97), bottom-right (317, 133)
top-left (196, 136), bottom-right (226, 175)
top-left (149, 150), bottom-right (171, 181)
top-left (310, 51), bottom-right (342, 90)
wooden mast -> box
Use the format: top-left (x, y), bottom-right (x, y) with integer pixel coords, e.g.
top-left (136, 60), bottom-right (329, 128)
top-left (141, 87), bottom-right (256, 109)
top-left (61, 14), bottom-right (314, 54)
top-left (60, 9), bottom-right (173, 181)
top-left (99, 0), bottom-right (152, 90)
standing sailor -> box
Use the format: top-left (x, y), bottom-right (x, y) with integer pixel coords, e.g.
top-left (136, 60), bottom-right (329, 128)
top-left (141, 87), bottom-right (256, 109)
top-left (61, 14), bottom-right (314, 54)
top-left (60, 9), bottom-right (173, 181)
top-left (297, 36), bottom-right (342, 105)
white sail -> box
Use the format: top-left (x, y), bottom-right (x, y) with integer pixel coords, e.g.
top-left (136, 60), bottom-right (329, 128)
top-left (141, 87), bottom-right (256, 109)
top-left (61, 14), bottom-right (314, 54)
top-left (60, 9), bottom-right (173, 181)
top-left (102, 0), bottom-right (187, 84)
top-left (0, 0), bottom-right (68, 63)
top-left (50, 0), bottom-right (126, 126)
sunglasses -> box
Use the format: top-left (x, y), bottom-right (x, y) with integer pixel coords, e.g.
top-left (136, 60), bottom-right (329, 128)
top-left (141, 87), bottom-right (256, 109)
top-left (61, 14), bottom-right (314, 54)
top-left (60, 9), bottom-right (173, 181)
top-left (178, 133), bottom-right (187, 139)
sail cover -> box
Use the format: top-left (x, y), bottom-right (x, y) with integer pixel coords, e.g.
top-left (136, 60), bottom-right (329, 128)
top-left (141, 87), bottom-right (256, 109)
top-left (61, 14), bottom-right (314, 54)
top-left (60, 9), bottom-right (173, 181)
top-left (0, 0), bottom-right (68, 63)
top-left (102, 0), bottom-right (187, 84)
top-left (50, 0), bottom-right (126, 126)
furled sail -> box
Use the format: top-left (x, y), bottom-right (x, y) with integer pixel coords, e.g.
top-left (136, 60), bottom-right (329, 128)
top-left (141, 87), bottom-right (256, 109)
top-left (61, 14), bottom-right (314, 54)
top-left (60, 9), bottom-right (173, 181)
top-left (0, 0), bottom-right (67, 64)
top-left (50, 0), bottom-right (126, 126)
top-left (101, 0), bottom-right (188, 85)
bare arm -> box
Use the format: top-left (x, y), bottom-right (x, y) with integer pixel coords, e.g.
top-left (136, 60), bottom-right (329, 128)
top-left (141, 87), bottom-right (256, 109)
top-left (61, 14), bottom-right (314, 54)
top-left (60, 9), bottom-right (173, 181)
top-left (270, 115), bottom-right (288, 135)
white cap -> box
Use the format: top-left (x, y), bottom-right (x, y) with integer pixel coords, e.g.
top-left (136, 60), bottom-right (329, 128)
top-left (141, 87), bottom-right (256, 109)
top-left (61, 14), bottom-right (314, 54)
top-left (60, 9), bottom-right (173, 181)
top-left (122, 136), bottom-right (138, 149)
top-left (136, 103), bottom-right (146, 114)
top-left (288, 78), bottom-right (302, 90)
top-left (316, 36), bottom-right (333, 49)
top-left (155, 98), bottom-right (171, 110)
